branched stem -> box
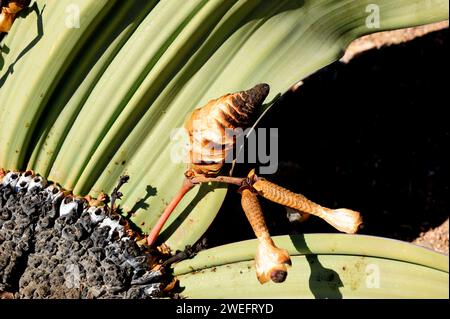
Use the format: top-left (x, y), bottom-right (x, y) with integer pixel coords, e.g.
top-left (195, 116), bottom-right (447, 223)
top-left (147, 178), bottom-right (195, 246)
top-left (109, 175), bottom-right (130, 214)
top-left (190, 175), bottom-right (245, 186)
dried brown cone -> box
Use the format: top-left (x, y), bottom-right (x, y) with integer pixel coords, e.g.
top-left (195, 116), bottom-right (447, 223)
top-left (240, 188), bottom-right (291, 284)
top-left (147, 85), bottom-right (270, 246)
top-left (185, 84), bottom-right (269, 177)
top-left (249, 170), bottom-right (362, 234)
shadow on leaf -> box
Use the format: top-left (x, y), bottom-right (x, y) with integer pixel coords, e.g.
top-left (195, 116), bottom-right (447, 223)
top-left (289, 234), bottom-right (343, 299)
top-left (0, 2), bottom-right (44, 88)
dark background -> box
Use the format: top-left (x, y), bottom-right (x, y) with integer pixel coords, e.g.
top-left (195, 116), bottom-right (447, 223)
top-left (204, 28), bottom-right (449, 248)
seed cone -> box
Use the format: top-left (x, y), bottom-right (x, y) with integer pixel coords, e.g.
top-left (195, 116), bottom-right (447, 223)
top-left (249, 170), bottom-right (362, 234)
top-left (241, 188), bottom-right (291, 284)
top-left (255, 238), bottom-right (291, 284)
top-left (318, 208), bottom-right (362, 234)
top-left (241, 83), bottom-right (270, 106)
top-left (184, 84), bottom-right (270, 177)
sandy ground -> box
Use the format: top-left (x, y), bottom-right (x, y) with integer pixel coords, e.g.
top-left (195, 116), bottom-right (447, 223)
top-left (413, 219), bottom-right (449, 254)
top-left (342, 21), bottom-right (449, 63)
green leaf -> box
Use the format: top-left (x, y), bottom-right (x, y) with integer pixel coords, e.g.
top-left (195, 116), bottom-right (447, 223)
top-left (174, 234), bottom-right (449, 298)
top-left (0, 0), bottom-right (448, 250)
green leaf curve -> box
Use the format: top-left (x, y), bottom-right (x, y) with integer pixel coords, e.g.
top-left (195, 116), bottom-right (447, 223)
top-left (0, 0), bottom-right (448, 250)
top-left (174, 234), bottom-right (449, 298)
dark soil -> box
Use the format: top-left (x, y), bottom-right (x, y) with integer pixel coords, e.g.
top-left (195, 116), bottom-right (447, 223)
top-left (0, 175), bottom-right (170, 299)
top-left (204, 27), bottom-right (449, 250)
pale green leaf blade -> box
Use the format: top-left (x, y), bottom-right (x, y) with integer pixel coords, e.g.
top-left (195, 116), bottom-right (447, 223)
top-left (174, 234), bottom-right (449, 298)
top-left (0, 1), bottom-right (447, 251)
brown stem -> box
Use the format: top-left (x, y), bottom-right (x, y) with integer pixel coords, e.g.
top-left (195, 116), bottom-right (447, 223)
top-left (252, 177), bottom-right (362, 234)
top-left (146, 174), bottom-right (244, 247)
top-left (190, 175), bottom-right (245, 186)
top-left (240, 189), bottom-right (271, 240)
top-left (109, 175), bottom-right (130, 214)
top-left (240, 189), bottom-right (291, 284)
top-left (147, 178), bottom-right (195, 246)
